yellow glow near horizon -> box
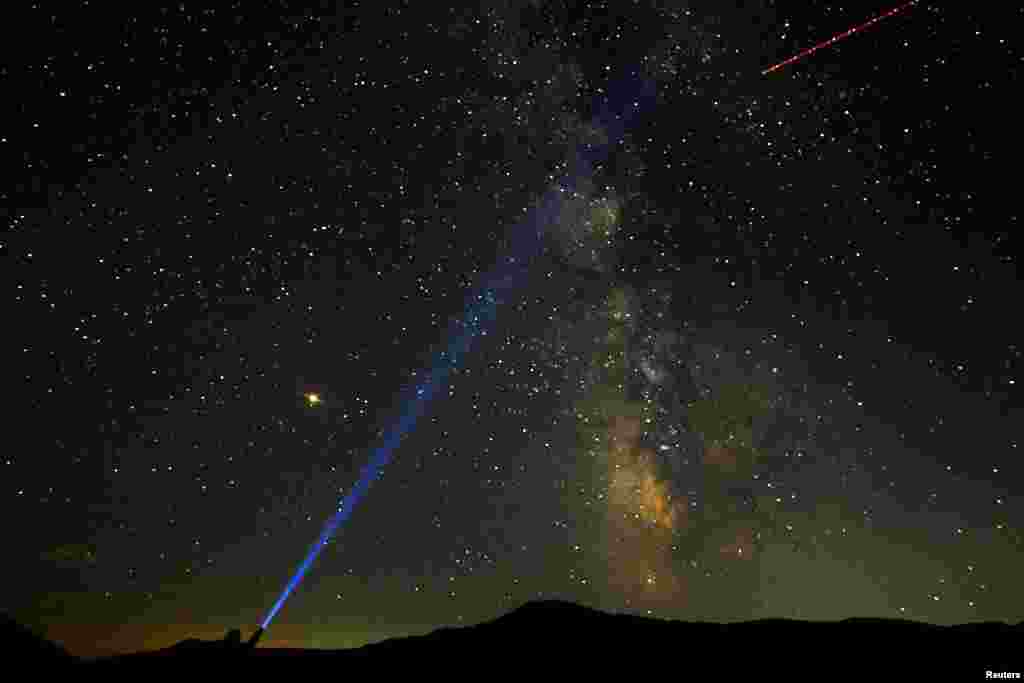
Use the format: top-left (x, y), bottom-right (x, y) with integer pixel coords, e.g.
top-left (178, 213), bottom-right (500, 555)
top-left (305, 392), bottom-right (321, 406)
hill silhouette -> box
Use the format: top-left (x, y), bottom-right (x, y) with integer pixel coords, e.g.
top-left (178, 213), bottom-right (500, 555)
top-left (6, 601), bottom-right (1021, 678)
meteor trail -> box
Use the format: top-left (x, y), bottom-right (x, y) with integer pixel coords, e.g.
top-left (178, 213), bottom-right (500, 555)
top-left (762, 1), bottom-right (919, 76)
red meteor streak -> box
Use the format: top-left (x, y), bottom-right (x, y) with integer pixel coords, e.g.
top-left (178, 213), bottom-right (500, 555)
top-left (762, 1), bottom-right (919, 75)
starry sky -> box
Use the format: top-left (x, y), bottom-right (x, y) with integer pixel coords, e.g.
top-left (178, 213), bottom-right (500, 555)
top-left (4, 0), bottom-right (1022, 658)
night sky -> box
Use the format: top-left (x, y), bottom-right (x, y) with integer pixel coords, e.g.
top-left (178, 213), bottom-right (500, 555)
top-left (4, 1), bottom-right (1022, 658)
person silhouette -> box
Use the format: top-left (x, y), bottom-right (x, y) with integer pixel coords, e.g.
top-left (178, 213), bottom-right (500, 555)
top-left (209, 627), bottom-right (262, 653)
top-left (247, 627), bottom-right (265, 649)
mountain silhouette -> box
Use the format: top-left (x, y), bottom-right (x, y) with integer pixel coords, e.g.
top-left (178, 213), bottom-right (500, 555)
top-left (0, 611), bottom-right (75, 669)
top-left (9, 601), bottom-right (1022, 678)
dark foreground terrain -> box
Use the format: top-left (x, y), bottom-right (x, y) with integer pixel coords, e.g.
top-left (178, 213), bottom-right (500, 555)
top-left (5, 602), bottom-right (1021, 678)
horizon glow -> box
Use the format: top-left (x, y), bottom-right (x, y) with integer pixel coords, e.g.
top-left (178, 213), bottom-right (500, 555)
top-left (261, 66), bottom-right (659, 632)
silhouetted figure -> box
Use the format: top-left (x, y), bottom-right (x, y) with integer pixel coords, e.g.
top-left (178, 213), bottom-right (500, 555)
top-left (223, 628), bottom-right (243, 649)
top-left (246, 627), bottom-right (264, 649)
top-left (0, 612), bottom-right (74, 666)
